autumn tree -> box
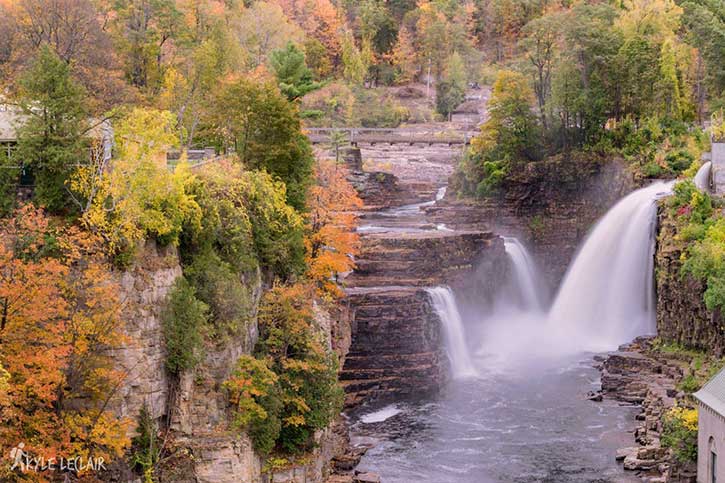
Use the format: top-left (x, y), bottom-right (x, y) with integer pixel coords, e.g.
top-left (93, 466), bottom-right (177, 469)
top-left (0, 206), bottom-right (131, 481)
top-left (1, 0), bottom-right (127, 111)
top-left (390, 24), bottom-right (418, 84)
top-left (71, 108), bottom-right (201, 263)
top-left (306, 159), bottom-right (362, 297)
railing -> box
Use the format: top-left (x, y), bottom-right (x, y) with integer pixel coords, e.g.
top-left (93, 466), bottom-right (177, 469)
top-left (306, 128), bottom-right (475, 146)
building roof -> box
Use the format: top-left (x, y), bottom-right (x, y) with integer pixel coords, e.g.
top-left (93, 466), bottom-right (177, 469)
top-left (0, 102), bottom-right (27, 142)
top-left (694, 367), bottom-right (725, 416)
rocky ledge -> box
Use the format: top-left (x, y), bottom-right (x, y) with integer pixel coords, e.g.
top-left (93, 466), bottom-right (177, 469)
top-left (595, 337), bottom-right (696, 482)
top-left (345, 230), bottom-right (503, 288)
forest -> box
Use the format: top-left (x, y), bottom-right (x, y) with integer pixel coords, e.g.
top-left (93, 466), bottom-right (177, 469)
top-left (0, 0), bottom-right (724, 481)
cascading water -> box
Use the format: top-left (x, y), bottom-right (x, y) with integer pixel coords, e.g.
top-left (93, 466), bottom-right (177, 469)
top-left (695, 161), bottom-right (712, 192)
top-left (503, 237), bottom-right (547, 312)
top-left (425, 286), bottom-right (478, 378)
top-left (547, 181), bottom-right (673, 351)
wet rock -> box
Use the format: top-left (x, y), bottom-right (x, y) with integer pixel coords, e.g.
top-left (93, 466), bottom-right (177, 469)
top-left (353, 472), bottom-right (381, 483)
top-left (615, 447), bottom-right (638, 461)
top-left (586, 391), bottom-right (603, 401)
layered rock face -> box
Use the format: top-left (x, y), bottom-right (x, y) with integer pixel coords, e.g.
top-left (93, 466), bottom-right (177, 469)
top-left (340, 288), bottom-right (449, 406)
top-left (110, 242), bottom-right (349, 483)
top-left (113, 240), bottom-right (181, 430)
top-left (655, 207), bottom-right (724, 356)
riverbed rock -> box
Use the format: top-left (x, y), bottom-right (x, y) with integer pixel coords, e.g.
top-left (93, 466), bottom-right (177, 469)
top-left (353, 472), bottom-right (381, 483)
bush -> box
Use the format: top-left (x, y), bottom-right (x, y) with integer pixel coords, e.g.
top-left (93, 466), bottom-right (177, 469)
top-left (223, 355), bottom-right (282, 455)
top-left (662, 406), bottom-right (698, 464)
top-left (131, 405), bottom-right (160, 483)
top-left (186, 161), bottom-right (306, 280)
top-left (223, 284), bottom-right (343, 455)
top-left (352, 88), bottom-right (410, 128)
top-left (184, 250), bottom-right (253, 338)
top-left (162, 277), bottom-right (208, 374)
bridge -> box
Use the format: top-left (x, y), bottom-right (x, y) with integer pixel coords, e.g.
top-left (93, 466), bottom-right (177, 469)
top-left (306, 128), bottom-right (475, 146)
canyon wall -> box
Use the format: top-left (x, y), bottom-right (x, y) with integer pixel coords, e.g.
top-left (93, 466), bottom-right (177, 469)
top-left (109, 242), bottom-right (350, 483)
top-left (654, 206), bottom-right (724, 356)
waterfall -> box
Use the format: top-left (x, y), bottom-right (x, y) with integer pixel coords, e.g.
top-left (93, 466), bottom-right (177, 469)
top-left (547, 181), bottom-right (673, 351)
top-left (426, 287), bottom-right (478, 378)
top-left (695, 161), bottom-right (712, 192)
top-left (503, 237), bottom-right (546, 312)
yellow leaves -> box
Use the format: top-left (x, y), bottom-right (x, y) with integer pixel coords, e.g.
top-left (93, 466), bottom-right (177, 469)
top-left (666, 405), bottom-right (698, 432)
top-left (75, 107), bottom-right (201, 260)
top-left (616, 0), bottom-right (683, 43)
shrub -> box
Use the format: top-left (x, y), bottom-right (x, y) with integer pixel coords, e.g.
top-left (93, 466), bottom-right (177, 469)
top-left (662, 406), bottom-right (698, 464)
top-left (184, 250), bottom-right (253, 338)
top-left (223, 355), bottom-right (282, 455)
top-left (187, 161), bottom-right (306, 280)
top-left (162, 277), bottom-right (208, 374)
top-left (131, 405), bottom-right (160, 483)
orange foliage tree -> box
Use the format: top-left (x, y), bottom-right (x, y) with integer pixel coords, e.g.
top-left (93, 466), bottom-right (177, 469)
top-left (306, 159), bottom-right (362, 297)
top-left (0, 206), bottom-right (130, 481)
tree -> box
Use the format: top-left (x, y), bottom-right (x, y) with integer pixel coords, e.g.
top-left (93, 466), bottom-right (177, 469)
top-left (436, 52), bottom-right (466, 119)
top-left (210, 78), bottom-right (314, 211)
top-left (237, 2), bottom-right (305, 68)
top-left (457, 70), bottom-right (540, 196)
top-left (390, 24), bottom-right (418, 84)
top-left (15, 46), bottom-right (88, 214)
top-left (71, 108), bottom-right (201, 263)
top-left (0, 206), bottom-right (131, 479)
top-left (341, 30), bottom-right (367, 85)
top-left (520, 13), bottom-right (563, 130)
top-left (2, 0), bottom-right (127, 111)
top-left (270, 42), bottom-right (323, 101)
top-left (306, 159), bottom-right (362, 297)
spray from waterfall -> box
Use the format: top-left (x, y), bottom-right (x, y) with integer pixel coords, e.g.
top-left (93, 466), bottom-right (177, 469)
top-left (475, 181), bottom-right (673, 363)
top-left (426, 287), bottom-right (478, 378)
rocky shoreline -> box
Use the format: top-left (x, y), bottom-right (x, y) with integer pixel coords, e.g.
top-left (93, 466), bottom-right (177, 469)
top-left (594, 337), bottom-right (696, 482)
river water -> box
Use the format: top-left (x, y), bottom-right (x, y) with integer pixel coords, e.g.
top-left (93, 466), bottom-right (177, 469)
top-left (351, 355), bottom-right (640, 482)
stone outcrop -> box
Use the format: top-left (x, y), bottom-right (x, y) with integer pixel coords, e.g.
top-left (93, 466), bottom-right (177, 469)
top-left (340, 288), bottom-right (449, 406)
top-left (598, 338), bottom-right (696, 482)
top-left (113, 240), bottom-right (181, 433)
top-left (654, 206), bottom-right (724, 356)
top-left (346, 230), bottom-right (503, 288)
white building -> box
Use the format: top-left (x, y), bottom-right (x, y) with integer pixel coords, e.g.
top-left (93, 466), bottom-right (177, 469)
top-left (694, 368), bottom-right (725, 482)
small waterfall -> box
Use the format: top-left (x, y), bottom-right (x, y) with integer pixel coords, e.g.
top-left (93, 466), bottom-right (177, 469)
top-left (426, 287), bottom-right (478, 378)
top-left (695, 161), bottom-right (712, 192)
top-left (503, 237), bottom-right (546, 312)
top-left (547, 181), bottom-right (673, 351)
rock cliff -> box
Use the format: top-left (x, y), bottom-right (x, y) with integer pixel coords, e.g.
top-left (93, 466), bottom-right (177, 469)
top-left (654, 206), bottom-right (724, 356)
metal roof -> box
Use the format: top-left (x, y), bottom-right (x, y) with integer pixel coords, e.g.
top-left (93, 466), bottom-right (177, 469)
top-left (694, 367), bottom-right (725, 416)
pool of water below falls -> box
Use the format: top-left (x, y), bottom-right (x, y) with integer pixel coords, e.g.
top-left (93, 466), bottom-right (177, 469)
top-left (351, 355), bottom-right (641, 483)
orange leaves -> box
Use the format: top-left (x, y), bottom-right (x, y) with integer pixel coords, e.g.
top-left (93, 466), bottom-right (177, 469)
top-left (0, 205), bottom-right (130, 479)
top-left (305, 159), bottom-right (362, 297)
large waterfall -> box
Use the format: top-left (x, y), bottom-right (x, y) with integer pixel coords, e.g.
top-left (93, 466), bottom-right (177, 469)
top-left (426, 287), bottom-right (478, 378)
top-left (547, 181), bottom-right (673, 351)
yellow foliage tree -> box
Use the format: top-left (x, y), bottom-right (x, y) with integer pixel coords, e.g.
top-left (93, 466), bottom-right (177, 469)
top-left (71, 108), bottom-right (201, 263)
